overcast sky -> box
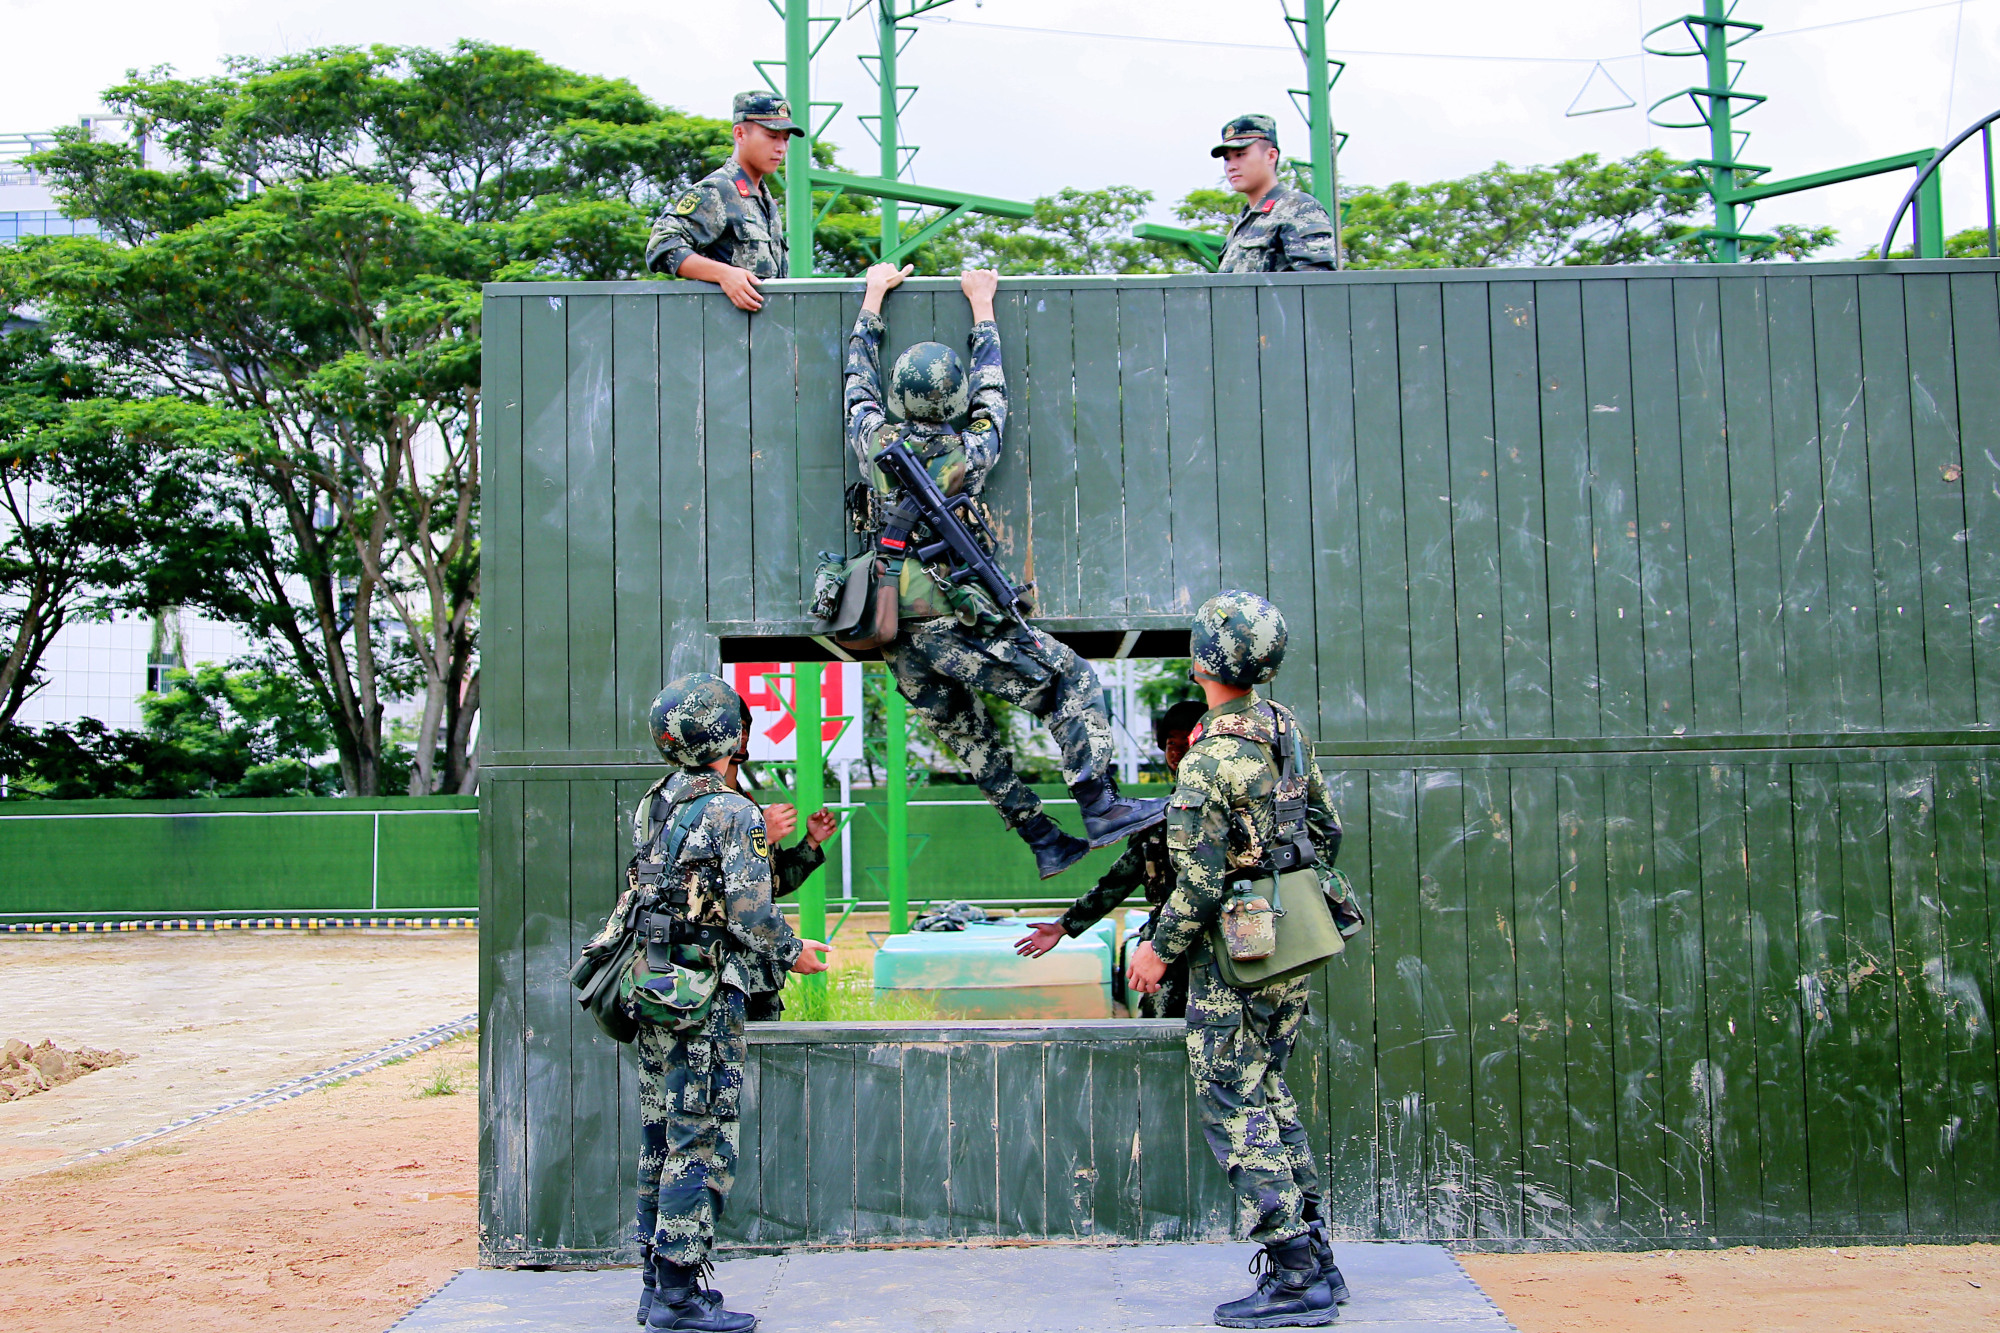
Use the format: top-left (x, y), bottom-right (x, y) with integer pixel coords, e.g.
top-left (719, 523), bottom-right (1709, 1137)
top-left (5, 0), bottom-right (1997, 255)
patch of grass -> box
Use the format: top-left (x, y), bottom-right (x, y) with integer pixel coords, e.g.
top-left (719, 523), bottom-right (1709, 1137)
top-left (780, 965), bottom-right (936, 1023)
top-left (410, 1062), bottom-right (464, 1098)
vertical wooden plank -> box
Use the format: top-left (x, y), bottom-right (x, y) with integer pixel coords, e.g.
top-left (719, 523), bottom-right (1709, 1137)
top-left (1416, 768), bottom-right (1474, 1236)
top-left (731, 1040), bottom-right (766, 1245)
top-left (521, 781), bottom-right (574, 1250)
top-left (1396, 285), bottom-right (1462, 740)
top-left (1811, 276), bottom-right (1886, 731)
top-left (1044, 1040), bottom-right (1095, 1237)
top-left (1793, 762), bottom-right (1858, 1236)
top-left (612, 296), bottom-right (663, 749)
top-left (1211, 285), bottom-right (1269, 595)
top-left (566, 780), bottom-right (625, 1249)
top-left (1317, 765), bottom-right (1378, 1236)
top-left (1650, 764), bottom-right (1710, 1237)
top-left (1627, 278), bottom-right (1694, 738)
top-left (987, 288), bottom-right (1033, 586)
top-left (1956, 760), bottom-right (2000, 1233)
top-left (1490, 284), bottom-right (1554, 738)
top-left (1746, 762), bottom-right (1809, 1238)
top-left (1511, 767), bottom-right (1572, 1236)
top-left (795, 291), bottom-right (849, 612)
top-left (1137, 1037), bottom-right (1191, 1239)
top-left (1165, 287), bottom-right (1220, 617)
top-left (1025, 289), bottom-right (1077, 616)
top-left (566, 295), bottom-right (617, 751)
top-left (1673, 278), bottom-right (1744, 736)
top-left (1579, 279), bottom-right (1645, 737)
top-left (1368, 768), bottom-right (1426, 1236)
top-left (482, 294), bottom-right (525, 753)
top-left (1120, 287), bottom-right (1173, 613)
top-left (1903, 274), bottom-right (1977, 726)
top-left (1443, 283), bottom-right (1505, 738)
top-left (1950, 274), bottom-right (2000, 723)
top-left (995, 1041), bottom-right (1047, 1236)
top-left (756, 1043), bottom-right (810, 1244)
top-left (479, 778), bottom-right (527, 1253)
top-left (1767, 276), bottom-right (1836, 734)
top-left (660, 295), bottom-right (711, 677)
top-left (901, 1044), bottom-right (951, 1238)
top-left (804, 1046), bottom-right (856, 1245)
top-left (1858, 275), bottom-right (1929, 731)
top-left (1697, 763), bottom-right (1761, 1241)
top-left (854, 1044), bottom-right (906, 1240)
top-left (1462, 764), bottom-right (1523, 1238)
top-left (1072, 288), bottom-right (1126, 616)
top-left (1837, 763), bottom-right (1908, 1235)
top-left (1604, 764), bottom-right (1666, 1238)
top-left (748, 293), bottom-right (800, 626)
top-left (1089, 1044), bottom-right (1142, 1237)
top-left (1304, 286), bottom-right (1365, 742)
top-left (1260, 286), bottom-right (1320, 723)
top-left (703, 299), bottom-right (754, 626)
top-left (1718, 277), bottom-right (1790, 736)
top-left (949, 1042), bottom-right (1000, 1237)
top-left (1886, 760), bottom-right (1950, 1234)
top-left (1537, 282), bottom-right (1601, 739)
top-left (521, 296), bottom-right (570, 751)
top-left (1352, 286), bottom-right (1414, 741)
top-left (1559, 766), bottom-right (1617, 1237)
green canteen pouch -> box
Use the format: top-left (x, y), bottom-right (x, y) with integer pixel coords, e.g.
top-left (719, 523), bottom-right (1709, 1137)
top-left (621, 952), bottom-right (720, 1033)
top-left (1213, 867), bottom-right (1345, 988)
top-left (1220, 881), bottom-right (1278, 961)
top-left (1324, 866), bottom-right (1367, 939)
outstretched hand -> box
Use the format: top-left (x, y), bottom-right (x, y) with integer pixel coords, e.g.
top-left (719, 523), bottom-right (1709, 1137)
top-left (1014, 921), bottom-right (1067, 958)
top-left (790, 939), bottom-right (833, 975)
top-left (804, 809), bottom-right (838, 849)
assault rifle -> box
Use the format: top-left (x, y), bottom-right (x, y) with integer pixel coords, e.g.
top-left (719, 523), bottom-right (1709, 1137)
top-left (872, 439), bottom-right (1034, 630)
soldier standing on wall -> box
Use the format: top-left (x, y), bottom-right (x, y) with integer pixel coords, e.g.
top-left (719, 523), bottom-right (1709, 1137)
top-left (845, 262), bottom-right (1168, 879)
top-left (1013, 699), bottom-right (1207, 1018)
top-left (622, 674), bottom-right (832, 1332)
top-left (1126, 594), bottom-right (1351, 1328)
top-left (723, 696), bottom-right (838, 1021)
top-left (644, 91), bottom-right (800, 312)
top-left (1210, 114), bottom-right (1339, 273)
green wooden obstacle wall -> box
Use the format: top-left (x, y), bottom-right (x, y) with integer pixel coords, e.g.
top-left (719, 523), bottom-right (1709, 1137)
top-left (479, 262), bottom-right (2000, 1261)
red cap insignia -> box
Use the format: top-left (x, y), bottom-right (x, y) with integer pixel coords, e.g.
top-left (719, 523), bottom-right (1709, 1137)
top-left (736, 178), bottom-right (753, 197)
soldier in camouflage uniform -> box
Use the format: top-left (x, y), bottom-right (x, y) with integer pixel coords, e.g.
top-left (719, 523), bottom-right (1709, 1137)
top-left (845, 263), bottom-right (1165, 879)
top-left (645, 91), bottom-right (799, 312)
top-left (1127, 593), bottom-right (1350, 1328)
top-left (1014, 699), bottom-right (1207, 1018)
top-left (615, 674), bottom-right (832, 1332)
top-left (1210, 114), bottom-right (1339, 273)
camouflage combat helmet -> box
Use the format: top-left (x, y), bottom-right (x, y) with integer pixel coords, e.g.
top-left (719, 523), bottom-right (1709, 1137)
top-left (1190, 590), bottom-right (1288, 687)
top-left (648, 673), bottom-right (746, 767)
top-left (889, 341), bottom-right (969, 423)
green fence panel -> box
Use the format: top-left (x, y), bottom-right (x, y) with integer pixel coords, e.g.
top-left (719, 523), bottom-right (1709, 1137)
top-left (0, 797), bottom-right (478, 917)
top-left (480, 262), bottom-right (2000, 1260)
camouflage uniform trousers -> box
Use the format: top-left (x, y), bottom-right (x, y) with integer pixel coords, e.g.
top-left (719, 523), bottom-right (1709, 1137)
top-left (1186, 945), bottom-right (1324, 1245)
top-left (635, 987), bottom-right (748, 1268)
top-left (882, 617), bottom-right (1115, 830)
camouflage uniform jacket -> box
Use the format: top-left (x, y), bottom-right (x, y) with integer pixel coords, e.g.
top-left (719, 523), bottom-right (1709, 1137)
top-left (615, 768), bottom-right (805, 996)
top-left (1217, 185), bottom-right (1337, 273)
top-left (1149, 693), bottom-right (1342, 969)
top-left (645, 159), bottom-right (788, 280)
top-left (843, 308), bottom-right (1009, 623)
top-left (1058, 821), bottom-right (1174, 940)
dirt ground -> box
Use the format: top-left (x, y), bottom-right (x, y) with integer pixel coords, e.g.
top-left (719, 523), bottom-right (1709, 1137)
top-left (1460, 1244), bottom-right (2000, 1332)
top-left (0, 1035), bottom-right (478, 1332)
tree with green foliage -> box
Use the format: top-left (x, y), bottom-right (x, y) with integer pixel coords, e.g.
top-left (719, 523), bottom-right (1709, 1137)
top-left (932, 186), bottom-right (1190, 276)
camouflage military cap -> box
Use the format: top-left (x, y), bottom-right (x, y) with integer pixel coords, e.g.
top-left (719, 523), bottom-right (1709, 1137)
top-left (733, 90), bottom-right (805, 137)
top-left (1211, 113), bottom-right (1280, 158)
top-left (1191, 590), bottom-right (1288, 687)
top-left (648, 673), bottom-right (747, 767)
top-left (888, 341), bottom-right (969, 423)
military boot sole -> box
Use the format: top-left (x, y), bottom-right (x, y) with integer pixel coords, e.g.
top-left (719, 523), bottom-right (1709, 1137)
top-left (1082, 804), bottom-right (1167, 850)
top-left (1034, 838), bottom-right (1092, 879)
top-left (1212, 1307), bottom-right (1337, 1328)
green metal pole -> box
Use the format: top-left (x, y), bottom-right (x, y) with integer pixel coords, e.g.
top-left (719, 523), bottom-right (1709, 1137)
top-left (1917, 159), bottom-right (1946, 257)
top-left (1704, 0), bottom-right (1740, 263)
top-left (784, 0), bottom-right (815, 275)
top-left (793, 663), bottom-right (826, 1001)
top-left (1303, 1), bottom-right (1335, 220)
top-left (877, 4), bottom-right (900, 257)
top-left (885, 681), bottom-right (909, 934)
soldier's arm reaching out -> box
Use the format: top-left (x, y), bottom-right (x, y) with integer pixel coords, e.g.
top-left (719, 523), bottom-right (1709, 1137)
top-left (843, 262), bottom-right (912, 469)
top-left (959, 268), bottom-right (1005, 489)
top-left (715, 800), bottom-right (830, 974)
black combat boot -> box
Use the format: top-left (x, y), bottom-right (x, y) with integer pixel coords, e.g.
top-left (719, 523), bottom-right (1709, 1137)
top-left (646, 1260), bottom-right (755, 1333)
top-left (1307, 1220), bottom-right (1351, 1304)
top-left (1018, 811), bottom-right (1091, 879)
top-left (1070, 774), bottom-right (1168, 849)
top-left (643, 1251), bottom-right (721, 1324)
top-left (1213, 1235), bottom-right (1338, 1328)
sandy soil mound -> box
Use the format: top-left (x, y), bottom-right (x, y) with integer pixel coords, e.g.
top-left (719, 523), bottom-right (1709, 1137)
top-left (0, 1040), bottom-right (130, 1103)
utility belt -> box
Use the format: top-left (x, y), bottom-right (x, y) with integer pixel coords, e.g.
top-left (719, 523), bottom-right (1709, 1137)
top-left (635, 906), bottom-right (736, 970)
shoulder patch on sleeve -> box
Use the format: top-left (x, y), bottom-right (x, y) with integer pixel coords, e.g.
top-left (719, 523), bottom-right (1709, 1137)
top-left (673, 189), bottom-right (704, 215)
top-left (750, 825), bottom-right (769, 859)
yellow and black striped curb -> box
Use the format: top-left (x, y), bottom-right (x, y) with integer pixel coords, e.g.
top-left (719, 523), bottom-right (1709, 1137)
top-left (3, 916), bottom-right (478, 934)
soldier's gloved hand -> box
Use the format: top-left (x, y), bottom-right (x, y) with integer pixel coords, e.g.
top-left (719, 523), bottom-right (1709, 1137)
top-left (1126, 940), bottom-right (1167, 994)
top-left (764, 803), bottom-right (799, 842)
top-left (789, 939), bottom-right (833, 975)
top-left (717, 265), bottom-right (765, 312)
top-left (1014, 921), bottom-right (1066, 958)
top-left (804, 809), bottom-right (838, 849)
